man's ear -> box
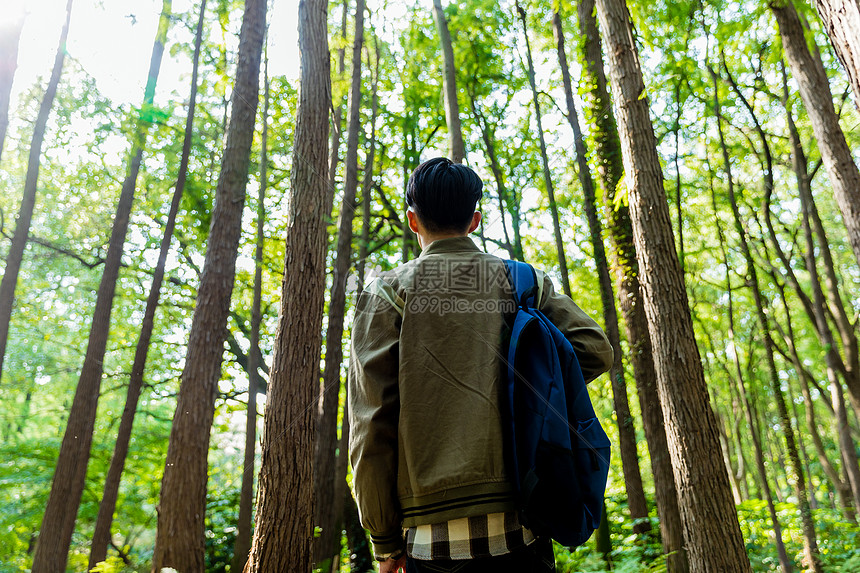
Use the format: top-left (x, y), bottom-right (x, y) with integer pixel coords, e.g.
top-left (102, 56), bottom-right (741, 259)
top-left (406, 209), bottom-right (420, 234)
top-left (467, 211), bottom-right (482, 234)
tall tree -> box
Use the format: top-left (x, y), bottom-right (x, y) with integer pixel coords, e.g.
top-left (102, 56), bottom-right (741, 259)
top-left (722, 55), bottom-right (831, 571)
top-left (231, 42), bottom-right (269, 573)
top-left (779, 66), bottom-right (860, 518)
top-left (328, 0), bottom-right (349, 193)
top-left (0, 0), bottom-right (73, 382)
top-left (809, 0), bottom-right (860, 109)
top-left (431, 0), bottom-right (465, 163)
top-left (33, 3), bottom-right (171, 570)
top-left (88, 1), bottom-right (208, 569)
top-left (341, 40), bottom-right (380, 571)
top-left (592, 0), bottom-right (752, 568)
top-left (151, 0), bottom-right (266, 569)
top-left (315, 0), bottom-right (365, 567)
top-left (709, 66), bottom-right (793, 573)
top-left (515, 0), bottom-right (571, 296)
top-left (467, 95), bottom-right (520, 260)
top-left (0, 13), bottom-right (24, 164)
top-left (574, 0), bottom-right (686, 568)
top-left (552, 9), bottom-right (650, 536)
top-left (771, 0), bottom-right (860, 285)
top-left (246, 0), bottom-right (331, 568)
top-left (771, 266), bottom-right (857, 521)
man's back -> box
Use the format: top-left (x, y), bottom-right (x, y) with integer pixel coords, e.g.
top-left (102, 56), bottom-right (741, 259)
top-left (348, 157), bottom-right (612, 571)
top-left (349, 236), bottom-right (613, 559)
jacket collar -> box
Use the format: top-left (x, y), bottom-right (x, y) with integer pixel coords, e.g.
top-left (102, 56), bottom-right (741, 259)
top-left (419, 236), bottom-right (481, 257)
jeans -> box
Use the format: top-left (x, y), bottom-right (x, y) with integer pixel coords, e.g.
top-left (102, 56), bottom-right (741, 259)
top-left (405, 538), bottom-right (556, 573)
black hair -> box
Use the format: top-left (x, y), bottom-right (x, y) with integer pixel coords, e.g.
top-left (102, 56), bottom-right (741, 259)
top-left (405, 157), bottom-right (483, 233)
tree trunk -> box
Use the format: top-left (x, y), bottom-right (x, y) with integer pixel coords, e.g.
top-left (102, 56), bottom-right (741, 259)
top-left (596, 500), bottom-right (611, 565)
top-left (467, 92), bottom-right (517, 259)
top-left (341, 64), bottom-right (379, 569)
top-left (771, 0), bottom-right (860, 290)
top-left (151, 0), bottom-right (265, 570)
top-left (672, 79), bottom-right (684, 276)
top-left (781, 72), bottom-right (860, 520)
top-left (314, 0), bottom-right (364, 567)
top-left (33, 3), bottom-right (170, 571)
top-left (356, 37), bottom-right (379, 298)
top-left (717, 414), bottom-right (742, 504)
top-left (328, 0), bottom-right (349, 196)
top-left (709, 77), bottom-right (793, 573)
top-left (0, 14), bottom-right (24, 164)
top-left (810, 0), bottom-right (860, 110)
top-left (246, 0), bottom-right (330, 569)
top-left (716, 62), bottom-right (823, 572)
top-left (779, 288), bottom-right (857, 520)
top-left (344, 479), bottom-right (374, 572)
top-left (88, 2), bottom-right (205, 569)
top-left (515, 0), bottom-right (570, 296)
top-left (574, 0), bottom-right (686, 568)
top-left (0, 0), bottom-right (72, 382)
top-left (592, 0), bottom-right (751, 569)
top-left (231, 42), bottom-right (269, 573)
top-left (787, 380), bottom-right (820, 511)
top-left (431, 0), bottom-right (465, 163)
top-left (552, 9), bottom-right (649, 536)
top-left (802, 166), bottom-right (860, 422)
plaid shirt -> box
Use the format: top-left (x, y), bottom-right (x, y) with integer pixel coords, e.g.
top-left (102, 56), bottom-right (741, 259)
top-left (405, 511), bottom-right (536, 560)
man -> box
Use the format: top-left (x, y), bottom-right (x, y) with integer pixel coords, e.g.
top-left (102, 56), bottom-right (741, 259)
top-left (349, 157), bottom-right (613, 572)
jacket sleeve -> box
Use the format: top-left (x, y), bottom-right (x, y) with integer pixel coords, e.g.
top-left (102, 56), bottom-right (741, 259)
top-left (348, 283), bottom-right (404, 557)
top-left (536, 270), bottom-right (614, 383)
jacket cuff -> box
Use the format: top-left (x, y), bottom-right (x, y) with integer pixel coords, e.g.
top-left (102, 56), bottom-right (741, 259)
top-left (370, 529), bottom-right (404, 559)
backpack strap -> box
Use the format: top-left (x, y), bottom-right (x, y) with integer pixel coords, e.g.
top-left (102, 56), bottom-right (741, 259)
top-left (503, 260), bottom-right (540, 309)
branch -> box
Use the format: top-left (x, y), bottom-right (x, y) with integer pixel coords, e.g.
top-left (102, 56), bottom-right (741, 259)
top-left (109, 539), bottom-right (132, 566)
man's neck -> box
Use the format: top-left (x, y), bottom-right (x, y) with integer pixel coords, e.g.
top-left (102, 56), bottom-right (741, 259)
top-left (417, 232), bottom-right (469, 250)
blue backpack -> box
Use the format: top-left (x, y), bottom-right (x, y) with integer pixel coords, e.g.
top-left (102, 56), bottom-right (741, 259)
top-left (502, 259), bottom-right (611, 547)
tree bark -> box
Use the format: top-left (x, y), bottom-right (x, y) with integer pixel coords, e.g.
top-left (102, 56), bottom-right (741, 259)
top-left (88, 2), bottom-right (205, 569)
top-left (574, 1), bottom-right (686, 568)
top-left (314, 0), bottom-right (364, 567)
top-left (246, 0), bottom-right (331, 569)
top-left (592, 0), bottom-right (751, 569)
top-left (231, 42), bottom-right (269, 573)
top-left (151, 0), bottom-right (265, 570)
top-left (552, 10), bottom-right (649, 536)
top-left (0, 0), bottom-right (72, 382)
top-left (771, 0), bottom-right (860, 289)
top-left (515, 0), bottom-right (570, 296)
top-left (0, 14), bottom-right (24, 165)
top-left (33, 3), bottom-right (170, 571)
top-left (431, 0), bottom-right (465, 163)
top-left (810, 0), bottom-right (860, 110)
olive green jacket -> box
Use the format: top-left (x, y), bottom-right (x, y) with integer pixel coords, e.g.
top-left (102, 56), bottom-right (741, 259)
top-left (348, 236), bottom-right (613, 556)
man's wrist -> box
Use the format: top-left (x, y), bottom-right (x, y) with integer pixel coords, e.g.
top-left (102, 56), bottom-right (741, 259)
top-left (370, 529), bottom-right (404, 559)
top-left (375, 549), bottom-right (405, 562)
